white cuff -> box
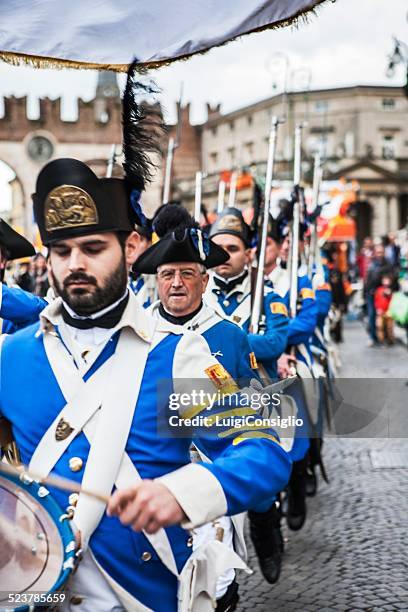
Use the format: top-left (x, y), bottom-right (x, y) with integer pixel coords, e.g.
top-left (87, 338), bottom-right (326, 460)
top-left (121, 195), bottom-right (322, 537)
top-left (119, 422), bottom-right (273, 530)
top-left (156, 463), bottom-right (227, 529)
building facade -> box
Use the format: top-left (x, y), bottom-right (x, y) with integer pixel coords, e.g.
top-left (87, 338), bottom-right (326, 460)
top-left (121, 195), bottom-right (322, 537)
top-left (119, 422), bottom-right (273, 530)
top-left (1, 82), bottom-right (407, 244)
top-left (173, 85), bottom-right (408, 242)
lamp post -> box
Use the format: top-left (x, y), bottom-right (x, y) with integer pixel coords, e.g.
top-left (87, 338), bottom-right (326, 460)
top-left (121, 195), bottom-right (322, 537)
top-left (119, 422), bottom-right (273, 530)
top-left (386, 36), bottom-right (408, 97)
top-left (265, 52), bottom-right (290, 121)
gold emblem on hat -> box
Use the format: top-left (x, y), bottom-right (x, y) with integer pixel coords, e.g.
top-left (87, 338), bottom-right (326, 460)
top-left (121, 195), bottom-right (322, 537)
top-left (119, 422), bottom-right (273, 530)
top-left (55, 417), bottom-right (74, 441)
top-left (45, 185), bottom-right (98, 232)
top-left (218, 214), bottom-right (242, 232)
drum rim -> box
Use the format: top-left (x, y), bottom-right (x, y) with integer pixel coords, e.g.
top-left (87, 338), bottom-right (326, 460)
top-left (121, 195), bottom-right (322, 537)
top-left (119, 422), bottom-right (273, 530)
top-left (0, 471), bottom-right (76, 598)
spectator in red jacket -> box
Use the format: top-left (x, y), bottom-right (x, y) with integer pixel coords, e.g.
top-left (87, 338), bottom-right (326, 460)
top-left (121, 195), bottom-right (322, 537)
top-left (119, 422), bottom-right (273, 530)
top-left (374, 274), bottom-right (394, 345)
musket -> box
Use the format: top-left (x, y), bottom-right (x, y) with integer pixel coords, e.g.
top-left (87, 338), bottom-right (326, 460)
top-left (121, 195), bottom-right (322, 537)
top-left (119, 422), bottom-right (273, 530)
top-left (217, 180), bottom-right (226, 213)
top-left (250, 116), bottom-right (281, 333)
top-left (228, 171), bottom-right (238, 207)
top-left (194, 171), bottom-right (203, 222)
top-left (106, 144), bottom-right (118, 178)
top-left (307, 152), bottom-right (323, 279)
top-left (289, 124), bottom-right (305, 319)
top-left (162, 137), bottom-right (175, 204)
top-left (162, 83), bottom-right (184, 204)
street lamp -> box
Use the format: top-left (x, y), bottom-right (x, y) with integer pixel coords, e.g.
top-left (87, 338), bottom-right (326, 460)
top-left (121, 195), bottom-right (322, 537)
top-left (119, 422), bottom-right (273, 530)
top-left (290, 67), bottom-right (312, 123)
top-left (386, 37), bottom-right (408, 97)
top-left (265, 52), bottom-right (290, 120)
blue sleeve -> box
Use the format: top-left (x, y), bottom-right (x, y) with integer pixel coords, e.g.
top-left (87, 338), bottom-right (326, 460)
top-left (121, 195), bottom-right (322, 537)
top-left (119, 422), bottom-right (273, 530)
top-left (2, 320), bottom-right (17, 334)
top-left (1, 285), bottom-right (47, 327)
top-left (202, 321), bottom-right (261, 383)
top-left (315, 286), bottom-right (332, 327)
top-left (247, 291), bottom-right (289, 362)
top-left (234, 329), bottom-right (262, 381)
top-left (287, 277), bottom-right (318, 346)
top-left (196, 435), bottom-right (292, 515)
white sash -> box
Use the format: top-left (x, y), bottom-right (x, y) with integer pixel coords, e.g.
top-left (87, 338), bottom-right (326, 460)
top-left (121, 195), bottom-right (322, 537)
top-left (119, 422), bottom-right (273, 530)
top-left (30, 322), bottom-right (179, 578)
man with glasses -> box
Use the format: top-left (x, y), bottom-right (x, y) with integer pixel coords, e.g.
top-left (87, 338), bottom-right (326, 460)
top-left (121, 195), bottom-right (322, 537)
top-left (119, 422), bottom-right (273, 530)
top-left (134, 205), bottom-right (293, 603)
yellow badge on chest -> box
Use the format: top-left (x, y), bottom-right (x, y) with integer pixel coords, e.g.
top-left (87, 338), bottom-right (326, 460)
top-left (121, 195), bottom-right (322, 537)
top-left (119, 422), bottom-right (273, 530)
top-left (300, 288), bottom-right (315, 300)
top-left (270, 302), bottom-right (288, 316)
top-left (205, 364), bottom-right (239, 394)
top-left (249, 352), bottom-right (258, 369)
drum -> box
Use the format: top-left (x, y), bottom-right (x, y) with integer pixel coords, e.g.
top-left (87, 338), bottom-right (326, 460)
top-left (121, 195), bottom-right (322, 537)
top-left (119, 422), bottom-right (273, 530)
top-left (0, 470), bottom-right (76, 609)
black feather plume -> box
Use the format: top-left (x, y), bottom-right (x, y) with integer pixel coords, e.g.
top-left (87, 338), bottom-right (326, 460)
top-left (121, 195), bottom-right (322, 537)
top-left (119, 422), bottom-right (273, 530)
top-left (122, 60), bottom-right (165, 192)
top-left (153, 203), bottom-right (198, 239)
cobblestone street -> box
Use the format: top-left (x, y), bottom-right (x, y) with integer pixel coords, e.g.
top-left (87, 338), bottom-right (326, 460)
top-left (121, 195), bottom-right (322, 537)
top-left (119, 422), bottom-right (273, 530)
top-left (238, 321), bottom-right (408, 611)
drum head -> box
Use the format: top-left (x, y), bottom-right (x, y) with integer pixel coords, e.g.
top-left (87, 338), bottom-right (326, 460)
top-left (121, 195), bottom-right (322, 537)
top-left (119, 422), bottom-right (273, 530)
top-left (0, 473), bottom-right (71, 601)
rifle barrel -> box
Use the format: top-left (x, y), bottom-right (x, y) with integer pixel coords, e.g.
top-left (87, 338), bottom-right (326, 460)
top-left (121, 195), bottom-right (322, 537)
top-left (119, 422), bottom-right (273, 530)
top-left (289, 125), bottom-right (304, 318)
top-left (250, 116), bottom-right (280, 333)
top-left (194, 171), bottom-right (203, 222)
top-left (163, 137), bottom-right (175, 204)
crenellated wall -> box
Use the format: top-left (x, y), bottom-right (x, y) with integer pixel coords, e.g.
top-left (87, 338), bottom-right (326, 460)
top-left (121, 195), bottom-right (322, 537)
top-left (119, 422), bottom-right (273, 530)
top-left (0, 95), bottom-right (122, 143)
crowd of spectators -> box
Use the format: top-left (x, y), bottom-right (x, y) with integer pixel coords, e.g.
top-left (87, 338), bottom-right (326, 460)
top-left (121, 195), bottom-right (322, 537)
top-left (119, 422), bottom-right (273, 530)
top-left (12, 252), bottom-right (49, 297)
top-left (357, 232), bottom-right (407, 347)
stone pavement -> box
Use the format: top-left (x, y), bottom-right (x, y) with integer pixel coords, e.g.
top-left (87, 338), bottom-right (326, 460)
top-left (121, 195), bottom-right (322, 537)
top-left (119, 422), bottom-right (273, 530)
top-left (237, 321), bottom-right (408, 611)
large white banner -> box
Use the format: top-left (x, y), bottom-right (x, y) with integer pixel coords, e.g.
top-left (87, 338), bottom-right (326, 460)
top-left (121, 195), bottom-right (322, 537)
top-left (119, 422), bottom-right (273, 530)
top-left (0, 0), bottom-right (327, 70)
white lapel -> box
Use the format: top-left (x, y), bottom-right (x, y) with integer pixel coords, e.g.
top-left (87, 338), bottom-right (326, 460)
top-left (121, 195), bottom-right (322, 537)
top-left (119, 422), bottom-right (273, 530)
top-left (205, 274), bottom-right (251, 327)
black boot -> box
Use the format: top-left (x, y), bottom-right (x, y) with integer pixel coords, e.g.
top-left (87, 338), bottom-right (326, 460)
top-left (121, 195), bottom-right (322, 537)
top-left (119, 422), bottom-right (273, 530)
top-left (305, 463), bottom-right (317, 497)
top-left (305, 440), bottom-right (318, 497)
top-left (286, 458), bottom-right (307, 531)
top-left (248, 502), bottom-right (283, 584)
top-left (306, 437), bottom-right (329, 496)
top-left (216, 579), bottom-right (239, 612)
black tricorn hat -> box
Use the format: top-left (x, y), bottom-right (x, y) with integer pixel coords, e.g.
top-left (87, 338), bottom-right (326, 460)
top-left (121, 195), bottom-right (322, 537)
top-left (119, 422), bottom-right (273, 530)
top-left (0, 218), bottom-right (35, 259)
top-left (32, 158), bottom-right (137, 245)
top-left (134, 227), bottom-right (229, 274)
top-left (209, 206), bottom-right (251, 247)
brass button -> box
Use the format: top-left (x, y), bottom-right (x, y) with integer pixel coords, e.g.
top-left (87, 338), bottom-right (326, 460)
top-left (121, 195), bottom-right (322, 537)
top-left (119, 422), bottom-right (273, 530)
top-left (141, 551), bottom-right (152, 562)
top-left (187, 536), bottom-right (193, 547)
top-left (223, 300), bottom-right (230, 306)
top-left (70, 595), bottom-right (83, 605)
top-left (69, 493), bottom-right (79, 506)
top-left (69, 457), bottom-right (83, 473)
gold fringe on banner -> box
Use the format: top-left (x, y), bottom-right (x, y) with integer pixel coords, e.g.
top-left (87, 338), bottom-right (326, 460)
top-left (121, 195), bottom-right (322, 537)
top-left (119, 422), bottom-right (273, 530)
top-left (0, 0), bottom-right (333, 73)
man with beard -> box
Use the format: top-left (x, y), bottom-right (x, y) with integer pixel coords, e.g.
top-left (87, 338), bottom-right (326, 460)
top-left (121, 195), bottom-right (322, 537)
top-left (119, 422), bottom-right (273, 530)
top-left (0, 155), bottom-right (292, 611)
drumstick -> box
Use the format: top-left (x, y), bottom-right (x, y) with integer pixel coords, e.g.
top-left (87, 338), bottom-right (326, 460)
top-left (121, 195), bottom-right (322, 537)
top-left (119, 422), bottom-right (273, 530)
top-left (0, 461), bottom-right (110, 505)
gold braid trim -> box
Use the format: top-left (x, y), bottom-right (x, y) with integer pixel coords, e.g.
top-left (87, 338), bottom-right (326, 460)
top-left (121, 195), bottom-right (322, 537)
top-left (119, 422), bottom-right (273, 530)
top-left (0, 0), bottom-right (332, 73)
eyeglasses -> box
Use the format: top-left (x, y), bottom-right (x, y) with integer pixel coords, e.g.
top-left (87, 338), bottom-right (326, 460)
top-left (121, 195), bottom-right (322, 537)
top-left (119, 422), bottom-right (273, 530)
top-left (157, 268), bottom-right (205, 281)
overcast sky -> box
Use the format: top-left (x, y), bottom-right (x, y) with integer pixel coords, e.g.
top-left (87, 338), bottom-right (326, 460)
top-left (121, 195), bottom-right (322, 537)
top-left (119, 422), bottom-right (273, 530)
top-left (0, 0), bottom-right (407, 126)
